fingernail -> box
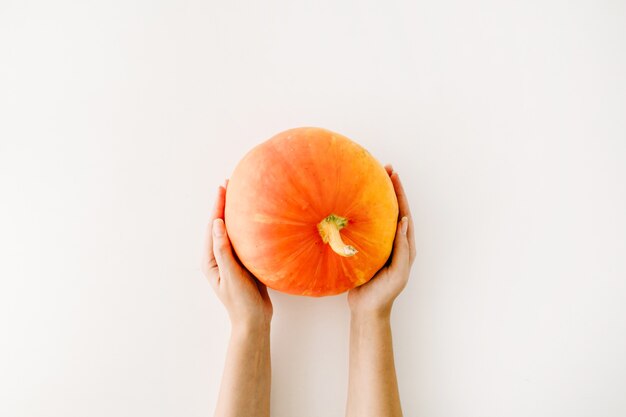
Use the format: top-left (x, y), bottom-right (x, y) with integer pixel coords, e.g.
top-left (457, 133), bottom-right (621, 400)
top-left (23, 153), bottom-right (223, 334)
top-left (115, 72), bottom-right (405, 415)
top-left (401, 216), bottom-right (408, 234)
top-left (213, 218), bottom-right (225, 236)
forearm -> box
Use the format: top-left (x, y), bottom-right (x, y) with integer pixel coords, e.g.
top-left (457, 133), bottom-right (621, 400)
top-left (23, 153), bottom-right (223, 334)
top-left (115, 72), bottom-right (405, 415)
top-left (215, 322), bottom-right (271, 417)
top-left (346, 312), bottom-right (402, 417)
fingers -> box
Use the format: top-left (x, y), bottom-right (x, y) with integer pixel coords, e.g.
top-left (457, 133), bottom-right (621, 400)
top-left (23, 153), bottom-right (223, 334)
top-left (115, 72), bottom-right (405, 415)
top-left (389, 216), bottom-right (410, 271)
top-left (214, 185), bottom-right (227, 220)
top-left (201, 186), bottom-right (226, 286)
top-left (201, 221), bottom-right (219, 288)
top-left (204, 186), bottom-right (226, 261)
top-left (212, 218), bottom-right (238, 279)
top-left (384, 164), bottom-right (393, 176)
top-left (390, 171), bottom-right (416, 266)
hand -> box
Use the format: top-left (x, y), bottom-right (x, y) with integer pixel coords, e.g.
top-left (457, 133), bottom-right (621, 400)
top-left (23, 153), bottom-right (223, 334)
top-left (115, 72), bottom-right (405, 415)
top-left (201, 182), bottom-right (273, 330)
top-left (347, 165), bottom-right (416, 318)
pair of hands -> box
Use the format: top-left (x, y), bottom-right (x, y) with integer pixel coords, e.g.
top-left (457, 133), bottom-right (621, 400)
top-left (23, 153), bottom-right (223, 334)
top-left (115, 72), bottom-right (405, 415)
top-left (200, 165), bottom-right (416, 328)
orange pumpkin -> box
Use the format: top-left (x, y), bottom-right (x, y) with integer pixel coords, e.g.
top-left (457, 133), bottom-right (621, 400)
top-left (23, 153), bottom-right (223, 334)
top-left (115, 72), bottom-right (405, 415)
top-left (224, 127), bottom-right (398, 296)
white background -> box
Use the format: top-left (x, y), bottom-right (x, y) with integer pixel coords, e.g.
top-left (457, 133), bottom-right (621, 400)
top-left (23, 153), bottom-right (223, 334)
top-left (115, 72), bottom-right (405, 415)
top-left (1, 1), bottom-right (625, 416)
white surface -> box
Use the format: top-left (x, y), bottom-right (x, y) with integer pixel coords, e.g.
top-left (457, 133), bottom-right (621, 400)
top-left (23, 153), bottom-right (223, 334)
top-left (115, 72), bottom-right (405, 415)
top-left (1, 1), bottom-right (626, 416)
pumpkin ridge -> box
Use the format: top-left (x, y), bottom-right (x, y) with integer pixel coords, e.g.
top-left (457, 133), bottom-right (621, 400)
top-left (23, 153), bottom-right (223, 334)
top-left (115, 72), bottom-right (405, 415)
top-left (303, 130), bottom-right (326, 212)
top-left (254, 226), bottom-right (317, 250)
top-left (302, 247), bottom-right (326, 295)
top-left (270, 234), bottom-right (319, 274)
top-left (252, 213), bottom-right (311, 226)
top-left (338, 256), bottom-right (356, 290)
top-left (257, 169), bottom-right (318, 223)
top-left (342, 227), bottom-right (386, 247)
top-left (269, 138), bottom-right (325, 219)
top-left (330, 135), bottom-right (343, 216)
top-left (276, 240), bottom-right (322, 294)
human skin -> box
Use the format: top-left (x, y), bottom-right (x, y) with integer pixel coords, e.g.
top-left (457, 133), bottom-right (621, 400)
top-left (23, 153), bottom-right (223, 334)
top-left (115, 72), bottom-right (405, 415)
top-left (200, 182), bottom-right (273, 417)
top-left (200, 166), bottom-right (415, 417)
top-left (345, 165), bottom-right (416, 417)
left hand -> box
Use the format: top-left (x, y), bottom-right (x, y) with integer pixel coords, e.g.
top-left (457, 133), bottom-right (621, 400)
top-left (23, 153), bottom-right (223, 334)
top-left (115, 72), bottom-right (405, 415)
top-left (347, 165), bottom-right (416, 318)
top-left (200, 182), bottom-right (273, 329)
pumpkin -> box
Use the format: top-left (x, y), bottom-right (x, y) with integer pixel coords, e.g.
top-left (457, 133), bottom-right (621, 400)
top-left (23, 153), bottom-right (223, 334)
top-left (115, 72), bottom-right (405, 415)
top-left (224, 127), bottom-right (398, 297)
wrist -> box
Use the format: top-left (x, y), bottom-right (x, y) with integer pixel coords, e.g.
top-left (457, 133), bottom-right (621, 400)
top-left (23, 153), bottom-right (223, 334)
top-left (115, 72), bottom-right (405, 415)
top-left (350, 306), bottom-right (392, 324)
top-left (231, 317), bottom-right (271, 336)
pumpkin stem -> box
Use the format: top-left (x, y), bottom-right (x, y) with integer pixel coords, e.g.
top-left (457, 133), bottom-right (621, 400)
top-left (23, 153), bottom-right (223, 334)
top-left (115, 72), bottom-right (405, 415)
top-left (317, 214), bottom-right (358, 257)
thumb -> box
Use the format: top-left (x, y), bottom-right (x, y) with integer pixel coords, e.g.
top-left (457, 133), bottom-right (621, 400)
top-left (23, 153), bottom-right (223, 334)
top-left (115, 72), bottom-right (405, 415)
top-left (212, 218), bottom-right (238, 276)
top-left (389, 216), bottom-right (410, 273)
